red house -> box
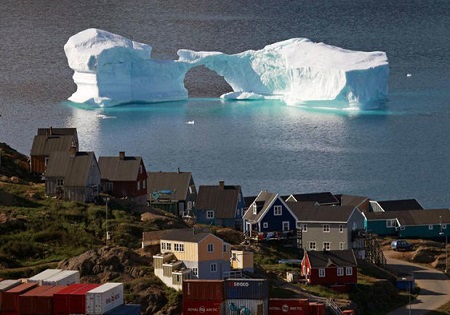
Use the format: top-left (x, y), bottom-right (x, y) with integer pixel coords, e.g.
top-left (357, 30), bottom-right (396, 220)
top-left (301, 250), bottom-right (357, 290)
top-left (98, 151), bottom-right (148, 205)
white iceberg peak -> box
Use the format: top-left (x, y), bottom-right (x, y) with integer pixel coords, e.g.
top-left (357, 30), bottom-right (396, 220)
top-left (64, 29), bottom-right (389, 109)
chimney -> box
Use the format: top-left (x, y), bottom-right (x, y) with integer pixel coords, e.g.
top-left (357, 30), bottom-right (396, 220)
top-left (68, 146), bottom-right (77, 157)
top-left (119, 151), bottom-right (125, 160)
top-left (219, 180), bottom-right (224, 190)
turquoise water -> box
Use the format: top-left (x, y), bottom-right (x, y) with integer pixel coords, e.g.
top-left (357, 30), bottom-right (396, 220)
top-left (0, 0), bottom-right (449, 207)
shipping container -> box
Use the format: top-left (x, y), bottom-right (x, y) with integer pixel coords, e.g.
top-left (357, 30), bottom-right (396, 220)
top-left (103, 304), bottom-right (141, 315)
top-left (28, 269), bottom-right (62, 285)
top-left (33, 286), bottom-right (65, 315)
top-left (18, 285), bottom-right (54, 315)
top-left (86, 283), bottom-right (123, 315)
top-left (68, 284), bottom-right (100, 314)
top-left (269, 298), bottom-right (310, 315)
top-left (342, 310), bottom-right (355, 315)
top-left (183, 300), bottom-right (225, 315)
top-left (0, 280), bottom-right (22, 308)
top-left (225, 299), bottom-right (268, 315)
top-left (224, 279), bottom-right (269, 300)
top-left (308, 302), bottom-right (325, 315)
top-left (41, 270), bottom-right (80, 286)
top-left (183, 280), bottom-right (225, 302)
top-left (1, 282), bottom-right (38, 312)
top-left (53, 284), bottom-right (89, 315)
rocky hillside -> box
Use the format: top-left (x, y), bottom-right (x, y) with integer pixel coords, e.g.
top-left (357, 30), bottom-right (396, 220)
top-left (58, 246), bottom-right (182, 315)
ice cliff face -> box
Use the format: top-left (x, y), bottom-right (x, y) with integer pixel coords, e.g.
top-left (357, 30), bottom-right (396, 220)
top-left (65, 29), bottom-right (389, 108)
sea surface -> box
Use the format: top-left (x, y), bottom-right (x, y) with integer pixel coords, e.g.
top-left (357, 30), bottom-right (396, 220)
top-left (0, 0), bottom-right (449, 208)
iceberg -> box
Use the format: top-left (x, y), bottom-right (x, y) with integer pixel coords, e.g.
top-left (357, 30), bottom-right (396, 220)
top-left (65, 29), bottom-right (389, 108)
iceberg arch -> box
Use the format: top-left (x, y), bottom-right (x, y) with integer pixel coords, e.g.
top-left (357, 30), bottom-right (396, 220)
top-left (64, 29), bottom-right (389, 108)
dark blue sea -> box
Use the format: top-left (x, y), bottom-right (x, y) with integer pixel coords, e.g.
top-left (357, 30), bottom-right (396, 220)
top-left (0, 0), bottom-right (449, 208)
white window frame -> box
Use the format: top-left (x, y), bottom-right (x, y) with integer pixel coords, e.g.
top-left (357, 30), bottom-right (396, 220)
top-left (323, 224), bottom-right (330, 233)
top-left (174, 243), bottom-right (184, 252)
top-left (428, 224), bottom-right (434, 230)
top-left (282, 221), bottom-right (290, 231)
top-left (319, 269), bottom-right (326, 277)
top-left (137, 181), bottom-right (140, 190)
top-left (309, 242), bottom-right (316, 250)
top-left (443, 224), bottom-right (447, 229)
top-left (206, 210), bottom-right (214, 219)
top-left (207, 243), bottom-right (214, 252)
top-left (337, 267), bottom-right (344, 277)
top-left (386, 219), bottom-right (396, 228)
top-left (210, 263), bottom-right (217, 273)
top-left (274, 205), bottom-right (282, 216)
top-left (192, 268), bottom-right (198, 276)
top-left (301, 224), bottom-right (307, 232)
top-left (142, 180), bottom-right (146, 189)
top-left (263, 222), bottom-right (268, 228)
top-left (323, 242), bottom-right (331, 251)
top-left (339, 242), bottom-right (345, 250)
top-left (346, 267), bottom-right (353, 276)
top-left (339, 225), bottom-right (344, 233)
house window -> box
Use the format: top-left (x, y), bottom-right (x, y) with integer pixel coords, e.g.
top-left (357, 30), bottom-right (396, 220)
top-left (142, 180), bottom-right (146, 189)
top-left (319, 269), bottom-right (326, 277)
top-left (223, 244), bottom-right (227, 252)
top-left (166, 243), bottom-right (171, 251)
top-left (400, 226), bottom-right (405, 230)
top-left (339, 225), bottom-right (344, 233)
top-left (174, 243), bottom-right (184, 252)
top-left (346, 267), bottom-right (353, 276)
top-left (429, 225), bottom-right (434, 230)
top-left (386, 219), bottom-right (396, 228)
top-left (57, 179), bottom-right (64, 186)
top-left (337, 267), bottom-right (344, 276)
top-left (175, 274), bottom-right (181, 284)
top-left (139, 164), bottom-right (143, 174)
top-left (207, 243), bottom-right (214, 252)
top-left (274, 205), bottom-right (282, 216)
top-left (301, 224), bottom-right (307, 232)
top-left (45, 157), bottom-right (49, 166)
top-left (207, 210), bottom-right (214, 219)
top-left (253, 204), bottom-right (257, 215)
top-left (309, 242), bottom-right (316, 250)
top-left (323, 224), bottom-right (330, 233)
top-left (263, 222), bottom-right (268, 228)
top-left (339, 242), bottom-right (345, 250)
top-left (443, 224), bottom-right (447, 229)
top-left (282, 221), bottom-right (290, 231)
top-left (323, 242), bottom-right (331, 251)
top-left (137, 181), bottom-right (140, 190)
top-left (192, 268), bottom-right (198, 276)
top-left (162, 242), bottom-right (171, 251)
top-left (161, 243), bottom-right (166, 251)
top-left (210, 263), bottom-right (217, 272)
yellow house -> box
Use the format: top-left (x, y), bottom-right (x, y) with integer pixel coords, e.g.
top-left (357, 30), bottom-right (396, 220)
top-left (147, 228), bottom-right (231, 290)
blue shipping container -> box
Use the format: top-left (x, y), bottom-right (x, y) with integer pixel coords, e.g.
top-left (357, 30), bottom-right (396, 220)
top-left (104, 304), bottom-right (141, 315)
top-left (224, 279), bottom-right (269, 300)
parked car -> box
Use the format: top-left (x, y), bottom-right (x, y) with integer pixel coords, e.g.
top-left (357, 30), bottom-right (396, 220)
top-left (391, 239), bottom-right (413, 251)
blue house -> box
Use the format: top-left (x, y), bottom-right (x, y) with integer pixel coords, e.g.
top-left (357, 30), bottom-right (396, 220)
top-left (363, 211), bottom-right (400, 236)
top-left (243, 191), bottom-right (297, 240)
top-left (194, 181), bottom-right (245, 230)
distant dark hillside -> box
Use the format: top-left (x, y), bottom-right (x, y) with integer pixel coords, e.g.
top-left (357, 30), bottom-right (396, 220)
top-left (0, 143), bottom-right (39, 182)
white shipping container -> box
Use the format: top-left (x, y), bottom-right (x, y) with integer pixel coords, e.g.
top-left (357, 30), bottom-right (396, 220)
top-left (28, 269), bottom-right (62, 284)
top-left (86, 282), bottom-right (124, 315)
top-left (0, 279), bottom-right (22, 291)
top-left (41, 270), bottom-right (80, 286)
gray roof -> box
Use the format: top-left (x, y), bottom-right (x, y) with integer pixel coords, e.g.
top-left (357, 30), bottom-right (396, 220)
top-left (337, 194), bottom-right (369, 207)
top-left (243, 191), bottom-right (278, 222)
top-left (45, 151), bottom-right (97, 186)
top-left (147, 171), bottom-right (194, 201)
top-left (149, 228), bottom-right (219, 243)
top-left (288, 202), bottom-right (356, 223)
top-left (305, 250), bottom-right (357, 268)
top-left (284, 192), bottom-right (339, 205)
top-left (365, 209), bottom-right (450, 226)
top-left (37, 127), bottom-right (78, 137)
top-left (196, 183), bottom-right (241, 219)
top-left (98, 154), bottom-right (144, 181)
top-left (30, 135), bottom-right (76, 156)
top-left (376, 199), bottom-right (424, 211)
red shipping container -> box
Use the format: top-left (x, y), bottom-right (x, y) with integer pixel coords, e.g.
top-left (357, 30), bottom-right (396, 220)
top-left (18, 285), bottom-right (54, 315)
top-left (0, 280), bottom-right (22, 309)
top-left (68, 284), bottom-right (100, 314)
top-left (183, 300), bottom-right (225, 314)
top-left (182, 280), bottom-right (225, 301)
top-left (342, 310), bottom-right (355, 315)
top-left (269, 298), bottom-right (310, 315)
top-left (308, 302), bottom-right (326, 315)
top-left (34, 286), bottom-right (66, 315)
top-left (1, 282), bottom-right (37, 312)
top-left (53, 284), bottom-right (89, 315)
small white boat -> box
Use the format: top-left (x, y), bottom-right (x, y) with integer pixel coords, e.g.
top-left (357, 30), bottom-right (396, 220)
top-left (186, 120), bottom-right (195, 125)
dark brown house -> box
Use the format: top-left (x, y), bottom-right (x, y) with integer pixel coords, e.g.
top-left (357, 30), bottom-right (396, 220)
top-left (147, 170), bottom-right (197, 216)
top-left (30, 127), bottom-right (79, 175)
top-left (44, 148), bottom-right (100, 202)
top-left (98, 151), bottom-right (148, 205)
